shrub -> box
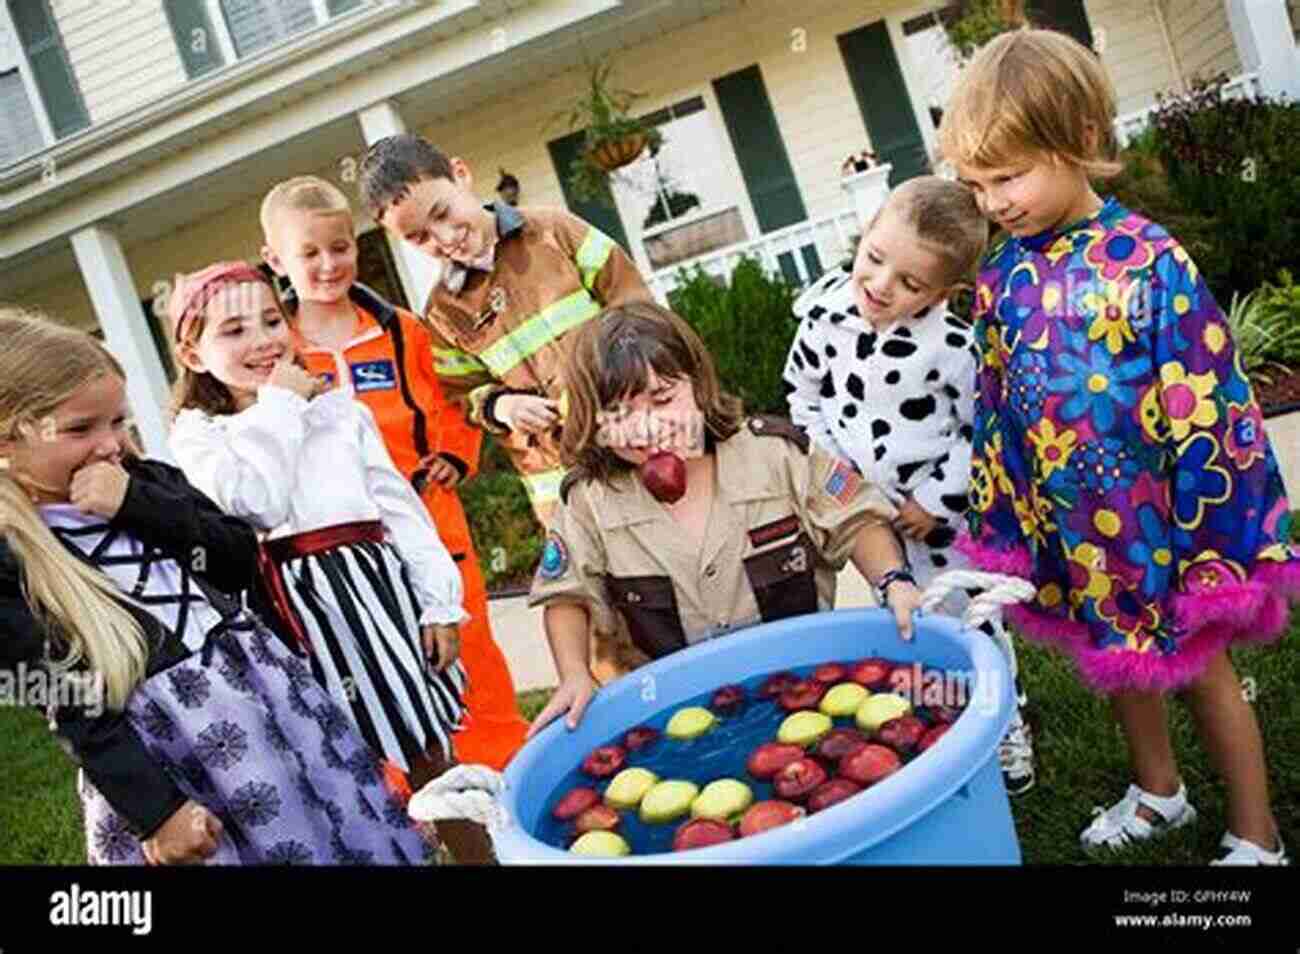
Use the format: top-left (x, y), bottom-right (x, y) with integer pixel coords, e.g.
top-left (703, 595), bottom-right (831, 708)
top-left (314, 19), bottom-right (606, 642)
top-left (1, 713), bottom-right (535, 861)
top-left (1222, 287), bottom-right (1300, 388)
top-left (460, 468), bottom-right (544, 591)
top-left (1253, 269), bottom-right (1300, 364)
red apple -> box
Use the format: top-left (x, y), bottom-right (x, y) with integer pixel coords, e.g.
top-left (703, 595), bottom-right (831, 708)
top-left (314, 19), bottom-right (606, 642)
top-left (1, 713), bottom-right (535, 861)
top-left (622, 726), bottom-right (660, 752)
top-left (574, 803), bottom-right (622, 834)
top-left (887, 663), bottom-right (921, 700)
top-left (580, 745), bottom-right (627, 779)
top-left (918, 724), bottom-right (951, 752)
top-left (875, 715), bottom-right (928, 754)
top-left (925, 705), bottom-right (962, 726)
top-left (746, 742), bottom-right (806, 780)
top-left (552, 787), bottom-right (601, 821)
top-left (815, 727), bottom-right (870, 762)
top-left (758, 672), bottom-right (801, 699)
top-left (849, 658), bottom-right (893, 689)
top-left (641, 451), bottom-right (686, 504)
top-left (773, 757), bottom-right (828, 802)
top-left (779, 679), bottom-right (827, 712)
top-left (812, 662), bottom-right (848, 685)
top-left (739, 800), bottom-right (805, 837)
top-left (839, 743), bottom-right (902, 786)
top-left (672, 818), bottom-right (736, 852)
top-left (806, 778), bottom-right (863, 813)
top-left (710, 684), bottom-right (747, 716)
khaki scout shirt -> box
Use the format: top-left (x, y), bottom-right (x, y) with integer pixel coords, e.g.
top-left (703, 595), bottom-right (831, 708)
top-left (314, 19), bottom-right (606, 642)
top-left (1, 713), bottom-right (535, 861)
top-left (527, 416), bottom-right (898, 672)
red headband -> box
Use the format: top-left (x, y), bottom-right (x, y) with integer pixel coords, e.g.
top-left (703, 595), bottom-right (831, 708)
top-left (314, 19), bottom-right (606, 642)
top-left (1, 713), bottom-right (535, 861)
top-left (168, 261), bottom-right (275, 344)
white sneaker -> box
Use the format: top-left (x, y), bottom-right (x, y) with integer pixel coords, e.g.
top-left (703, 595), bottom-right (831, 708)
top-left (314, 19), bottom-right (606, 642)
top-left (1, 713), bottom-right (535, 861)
top-left (1080, 782), bottom-right (1197, 851)
top-left (998, 708), bottom-right (1035, 796)
top-left (1211, 831), bottom-right (1289, 866)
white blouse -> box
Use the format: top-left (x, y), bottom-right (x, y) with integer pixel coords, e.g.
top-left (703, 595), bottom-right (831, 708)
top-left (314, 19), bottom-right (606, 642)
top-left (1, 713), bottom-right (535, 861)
top-left (169, 386), bottom-right (467, 627)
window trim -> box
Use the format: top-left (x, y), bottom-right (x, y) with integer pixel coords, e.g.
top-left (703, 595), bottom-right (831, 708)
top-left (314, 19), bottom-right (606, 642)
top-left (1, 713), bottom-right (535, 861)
top-left (0, 1), bottom-right (58, 148)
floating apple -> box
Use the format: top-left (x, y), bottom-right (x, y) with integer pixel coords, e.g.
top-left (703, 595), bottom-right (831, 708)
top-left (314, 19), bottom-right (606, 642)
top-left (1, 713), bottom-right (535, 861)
top-left (850, 657), bottom-right (894, 689)
top-left (574, 804), bottom-right (622, 834)
top-left (746, 742), bottom-right (806, 780)
top-left (779, 680), bottom-right (827, 712)
top-left (640, 780), bottom-right (700, 824)
top-left (815, 727), bottom-right (870, 762)
top-left (819, 682), bottom-right (869, 717)
top-left (570, 830), bottom-right (631, 857)
top-left (925, 704), bottom-right (962, 726)
top-left (876, 714), bottom-right (927, 754)
top-left (551, 787), bottom-right (601, 821)
top-left (580, 745), bottom-right (627, 779)
top-left (773, 757), bottom-right (828, 802)
top-left (690, 779), bottom-right (754, 822)
top-left (813, 662), bottom-right (848, 685)
top-left (666, 706), bottom-right (716, 740)
top-left (739, 800), bottom-right (805, 837)
top-left (806, 778), bottom-right (863, 813)
top-left (839, 743), bottom-right (902, 787)
top-left (855, 693), bottom-right (912, 734)
top-left (605, 767), bottom-right (659, 810)
top-left (641, 451), bottom-right (686, 504)
top-left (673, 818), bottom-right (736, 852)
top-left (887, 663), bottom-right (923, 700)
top-left (918, 723), bottom-right (951, 752)
top-left (758, 672), bottom-right (801, 699)
top-left (710, 684), bottom-right (747, 716)
top-left (777, 710), bottom-right (833, 748)
top-left (622, 726), bottom-right (660, 752)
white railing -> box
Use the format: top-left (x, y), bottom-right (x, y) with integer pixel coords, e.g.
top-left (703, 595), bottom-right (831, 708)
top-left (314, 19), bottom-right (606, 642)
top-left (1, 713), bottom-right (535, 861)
top-left (648, 208), bottom-right (861, 304)
top-left (1114, 72), bottom-right (1261, 148)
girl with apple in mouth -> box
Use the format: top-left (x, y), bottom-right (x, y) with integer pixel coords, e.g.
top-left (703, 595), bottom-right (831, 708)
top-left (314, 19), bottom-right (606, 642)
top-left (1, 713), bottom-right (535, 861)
top-left (526, 301), bottom-right (922, 736)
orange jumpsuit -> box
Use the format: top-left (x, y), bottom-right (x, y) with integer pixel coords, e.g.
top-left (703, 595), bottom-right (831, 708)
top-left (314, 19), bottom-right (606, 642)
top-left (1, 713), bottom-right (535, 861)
top-left (297, 284), bottom-right (530, 770)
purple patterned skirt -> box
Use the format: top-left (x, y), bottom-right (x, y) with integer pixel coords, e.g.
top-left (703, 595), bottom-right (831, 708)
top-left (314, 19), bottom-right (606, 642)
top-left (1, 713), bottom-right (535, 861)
top-left (79, 621), bottom-right (433, 865)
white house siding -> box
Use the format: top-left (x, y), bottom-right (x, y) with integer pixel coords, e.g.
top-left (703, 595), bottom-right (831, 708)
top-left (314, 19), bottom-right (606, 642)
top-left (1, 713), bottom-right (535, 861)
top-left (1084, 0), bottom-right (1179, 115)
top-left (1170, 0), bottom-right (1242, 84)
top-left (51, 0), bottom-right (188, 126)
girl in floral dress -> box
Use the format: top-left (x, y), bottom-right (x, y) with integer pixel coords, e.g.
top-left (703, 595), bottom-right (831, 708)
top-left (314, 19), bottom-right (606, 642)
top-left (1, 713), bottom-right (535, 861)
top-left (939, 29), bottom-right (1296, 865)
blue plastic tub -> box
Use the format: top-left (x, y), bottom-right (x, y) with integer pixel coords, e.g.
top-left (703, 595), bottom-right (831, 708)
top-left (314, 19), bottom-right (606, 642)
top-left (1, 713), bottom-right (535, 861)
top-left (493, 607), bottom-right (1022, 865)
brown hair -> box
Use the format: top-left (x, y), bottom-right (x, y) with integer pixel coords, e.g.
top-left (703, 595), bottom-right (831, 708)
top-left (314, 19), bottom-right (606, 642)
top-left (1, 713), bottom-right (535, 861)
top-left (357, 134), bottom-right (457, 224)
top-left (869, 175), bottom-right (990, 287)
top-left (559, 301), bottom-right (745, 489)
top-left (936, 28), bottom-right (1122, 178)
top-left (260, 175), bottom-right (354, 246)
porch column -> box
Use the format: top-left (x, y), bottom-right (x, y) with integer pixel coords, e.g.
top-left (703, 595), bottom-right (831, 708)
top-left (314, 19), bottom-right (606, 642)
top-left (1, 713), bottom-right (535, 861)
top-left (70, 224), bottom-right (173, 461)
top-left (355, 101), bottom-right (442, 314)
top-left (1225, 0), bottom-right (1300, 101)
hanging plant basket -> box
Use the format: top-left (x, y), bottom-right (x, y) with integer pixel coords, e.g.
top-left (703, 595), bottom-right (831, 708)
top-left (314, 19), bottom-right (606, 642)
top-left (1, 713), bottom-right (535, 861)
top-left (587, 132), bottom-right (650, 172)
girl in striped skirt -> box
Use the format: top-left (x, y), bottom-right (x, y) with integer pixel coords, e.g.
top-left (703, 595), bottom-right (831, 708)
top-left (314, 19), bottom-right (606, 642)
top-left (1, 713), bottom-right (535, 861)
top-left (165, 262), bottom-right (472, 815)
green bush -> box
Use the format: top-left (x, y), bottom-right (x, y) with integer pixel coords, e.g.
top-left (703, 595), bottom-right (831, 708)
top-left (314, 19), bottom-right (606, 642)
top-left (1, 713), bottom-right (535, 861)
top-left (1223, 287), bottom-right (1300, 387)
top-left (666, 256), bottom-right (802, 415)
top-left (1253, 269), bottom-right (1300, 363)
top-left (459, 468), bottom-right (544, 591)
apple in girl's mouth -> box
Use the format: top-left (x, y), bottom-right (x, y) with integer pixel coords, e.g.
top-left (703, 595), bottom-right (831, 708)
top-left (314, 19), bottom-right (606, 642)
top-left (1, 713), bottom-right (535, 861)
top-left (641, 451), bottom-right (687, 504)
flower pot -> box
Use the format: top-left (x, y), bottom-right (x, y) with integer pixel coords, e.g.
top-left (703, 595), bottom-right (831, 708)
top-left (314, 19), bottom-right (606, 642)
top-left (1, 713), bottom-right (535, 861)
top-left (841, 163), bottom-right (893, 229)
top-left (587, 132), bottom-right (649, 172)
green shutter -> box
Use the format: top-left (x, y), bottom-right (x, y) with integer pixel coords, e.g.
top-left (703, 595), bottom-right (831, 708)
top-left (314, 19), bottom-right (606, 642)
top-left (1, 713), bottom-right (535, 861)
top-left (837, 21), bottom-right (928, 187)
top-left (163, 0), bottom-right (226, 79)
top-left (711, 65), bottom-right (806, 234)
top-left (7, 0), bottom-right (88, 138)
top-left (546, 130), bottom-right (632, 252)
top-left (1028, 1), bottom-right (1094, 50)
top-left (327, 0), bottom-right (364, 15)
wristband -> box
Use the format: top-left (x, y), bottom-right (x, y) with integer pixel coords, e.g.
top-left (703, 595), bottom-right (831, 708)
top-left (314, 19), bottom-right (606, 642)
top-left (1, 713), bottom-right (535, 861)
top-left (876, 568), bottom-right (916, 607)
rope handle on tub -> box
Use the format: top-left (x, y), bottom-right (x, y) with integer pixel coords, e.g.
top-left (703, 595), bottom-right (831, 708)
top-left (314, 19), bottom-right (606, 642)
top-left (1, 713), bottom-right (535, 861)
top-left (918, 569), bottom-right (1037, 632)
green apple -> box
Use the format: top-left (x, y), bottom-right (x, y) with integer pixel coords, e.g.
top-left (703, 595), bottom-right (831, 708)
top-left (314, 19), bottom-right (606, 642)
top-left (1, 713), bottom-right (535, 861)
top-left (819, 682), bottom-right (869, 717)
top-left (639, 780), bottom-right (700, 824)
top-left (778, 710), bottom-right (833, 747)
top-left (690, 779), bottom-right (754, 821)
top-left (855, 693), bottom-right (912, 733)
top-left (666, 706), bottom-right (716, 740)
top-left (570, 830), bottom-right (631, 857)
top-left (604, 767), bottom-right (659, 810)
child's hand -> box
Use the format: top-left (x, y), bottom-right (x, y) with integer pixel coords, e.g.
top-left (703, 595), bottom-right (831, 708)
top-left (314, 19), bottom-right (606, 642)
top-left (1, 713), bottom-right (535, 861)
top-left (421, 624), bottom-right (460, 672)
top-left (526, 672), bottom-right (597, 738)
top-left (69, 461), bottom-right (130, 519)
top-left (885, 580), bottom-right (923, 641)
top-left (267, 357), bottom-right (319, 401)
top-left (495, 394), bottom-right (560, 435)
top-left (142, 800), bottom-right (223, 865)
top-left (417, 454), bottom-right (462, 489)
top-left (896, 498), bottom-right (938, 541)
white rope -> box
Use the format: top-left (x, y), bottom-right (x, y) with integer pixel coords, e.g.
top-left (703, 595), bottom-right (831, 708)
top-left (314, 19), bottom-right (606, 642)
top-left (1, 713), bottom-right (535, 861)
top-left (408, 764), bottom-right (509, 831)
top-left (918, 568), bottom-right (1037, 632)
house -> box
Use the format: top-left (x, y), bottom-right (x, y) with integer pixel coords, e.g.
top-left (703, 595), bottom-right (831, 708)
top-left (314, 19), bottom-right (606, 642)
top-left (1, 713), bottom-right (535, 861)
top-left (1, 0), bottom-right (1296, 460)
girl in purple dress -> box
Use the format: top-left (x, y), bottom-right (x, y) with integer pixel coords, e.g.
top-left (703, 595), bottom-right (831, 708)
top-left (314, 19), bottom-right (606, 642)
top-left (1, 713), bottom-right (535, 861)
top-left (0, 308), bottom-right (429, 865)
top-left (939, 29), bottom-right (1296, 865)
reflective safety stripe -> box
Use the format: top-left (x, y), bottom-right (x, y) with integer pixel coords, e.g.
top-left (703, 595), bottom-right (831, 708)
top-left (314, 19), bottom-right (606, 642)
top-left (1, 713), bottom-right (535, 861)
top-left (575, 228), bottom-right (615, 291)
top-left (520, 468), bottom-right (566, 505)
top-left (478, 290), bottom-right (600, 377)
top-left (433, 347), bottom-right (489, 378)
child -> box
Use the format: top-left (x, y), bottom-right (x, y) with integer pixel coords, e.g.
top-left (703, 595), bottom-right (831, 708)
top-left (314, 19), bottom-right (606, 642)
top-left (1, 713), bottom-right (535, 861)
top-left (258, 174), bottom-right (530, 774)
top-left (356, 133), bottom-right (654, 532)
top-left (525, 301), bottom-right (923, 736)
top-left (940, 28), bottom-right (1297, 864)
top-left (0, 308), bottom-right (427, 865)
top-left (165, 263), bottom-right (471, 806)
top-left (781, 175), bottom-right (1036, 796)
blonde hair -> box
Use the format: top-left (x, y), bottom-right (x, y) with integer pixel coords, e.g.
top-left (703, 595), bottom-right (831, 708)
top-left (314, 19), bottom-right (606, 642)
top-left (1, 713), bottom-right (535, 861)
top-left (937, 28), bottom-right (1122, 178)
top-left (259, 175), bottom-right (354, 245)
top-left (0, 307), bottom-right (148, 710)
top-left (870, 175), bottom-right (990, 286)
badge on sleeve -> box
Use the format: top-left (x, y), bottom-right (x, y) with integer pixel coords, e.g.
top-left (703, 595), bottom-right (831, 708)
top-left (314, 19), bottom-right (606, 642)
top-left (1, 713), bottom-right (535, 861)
top-left (823, 458), bottom-right (863, 506)
top-left (537, 531), bottom-right (570, 580)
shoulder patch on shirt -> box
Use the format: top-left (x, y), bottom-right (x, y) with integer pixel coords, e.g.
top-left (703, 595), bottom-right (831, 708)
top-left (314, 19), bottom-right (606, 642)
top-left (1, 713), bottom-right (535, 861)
top-left (537, 531), bottom-right (570, 581)
top-left (350, 360), bottom-right (397, 392)
top-left (823, 458), bottom-right (863, 506)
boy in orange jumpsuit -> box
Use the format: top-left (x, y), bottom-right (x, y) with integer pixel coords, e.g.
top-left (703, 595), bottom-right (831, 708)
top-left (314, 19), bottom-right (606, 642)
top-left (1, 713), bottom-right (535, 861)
top-left (260, 175), bottom-right (530, 774)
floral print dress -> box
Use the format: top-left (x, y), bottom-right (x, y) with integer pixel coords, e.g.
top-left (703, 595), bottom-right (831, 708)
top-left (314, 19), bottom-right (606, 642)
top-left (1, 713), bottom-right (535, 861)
top-left (960, 195), bottom-right (1299, 693)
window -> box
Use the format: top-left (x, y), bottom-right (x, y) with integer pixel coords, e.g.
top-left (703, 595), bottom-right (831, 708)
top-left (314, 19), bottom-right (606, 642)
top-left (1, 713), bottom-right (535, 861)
top-left (900, 10), bottom-right (962, 130)
top-left (0, 0), bottom-right (88, 162)
top-left (0, 70), bottom-right (43, 165)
